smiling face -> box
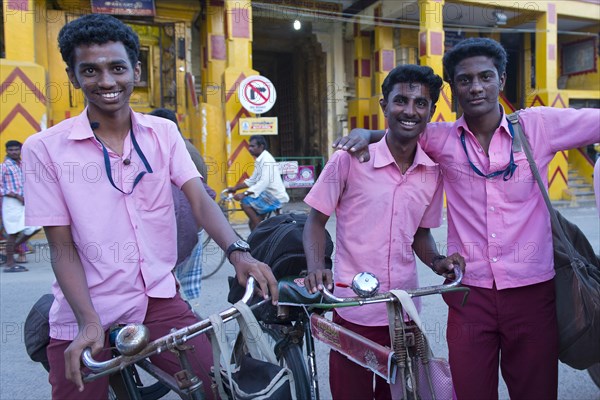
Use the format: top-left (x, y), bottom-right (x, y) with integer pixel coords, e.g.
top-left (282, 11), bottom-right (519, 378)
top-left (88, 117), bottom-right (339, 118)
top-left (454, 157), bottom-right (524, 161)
top-left (380, 82), bottom-right (435, 142)
top-left (67, 41), bottom-right (141, 119)
top-left (450, 55), bottom-right (505, 119)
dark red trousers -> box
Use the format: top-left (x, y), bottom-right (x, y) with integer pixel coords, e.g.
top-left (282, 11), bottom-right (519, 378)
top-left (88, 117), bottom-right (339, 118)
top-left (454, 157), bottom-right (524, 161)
top-left (329, 312), bottom-right (392, 400)
top-left (47, 294), bottom-right (215, 400)
top-left (443, 280), bottom-right (558, 400)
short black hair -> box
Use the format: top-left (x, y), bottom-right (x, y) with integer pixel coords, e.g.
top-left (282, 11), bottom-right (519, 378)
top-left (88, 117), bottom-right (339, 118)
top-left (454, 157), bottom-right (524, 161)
top-left (249, 135), bottom-right (268, 149)
top-left (5, 140), bottom-right (22, 149)
top-left (148, 108), bottom-right (181, 132)
top-left (443, 37), bottom-right (507, 83)
top-left (58, 14), bottom-right (140, 70)
top-left (381, 64), bottom-right (443, 107)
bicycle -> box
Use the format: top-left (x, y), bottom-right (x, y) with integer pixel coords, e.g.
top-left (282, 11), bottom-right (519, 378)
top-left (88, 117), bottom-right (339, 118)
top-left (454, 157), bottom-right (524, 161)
top-left (201, 190), bottom-right (281, 279)
top-left (235, 268), bottom-right (468, 400)
top-left (82, 277), bottom-right (269, 399)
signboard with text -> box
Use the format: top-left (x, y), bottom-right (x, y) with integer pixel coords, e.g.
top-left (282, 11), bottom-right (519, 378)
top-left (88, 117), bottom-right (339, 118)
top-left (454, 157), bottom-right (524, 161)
top-left (283, 165), bottom-right (315, 189)
top-left (91, 0), bottom-right (156, 16)
top-left (239, 117), bottom-right (278, 135)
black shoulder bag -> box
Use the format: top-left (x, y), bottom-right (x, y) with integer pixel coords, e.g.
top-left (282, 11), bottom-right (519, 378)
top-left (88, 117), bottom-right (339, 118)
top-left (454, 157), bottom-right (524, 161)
top-left (507, 111), bottom-right (600, 370)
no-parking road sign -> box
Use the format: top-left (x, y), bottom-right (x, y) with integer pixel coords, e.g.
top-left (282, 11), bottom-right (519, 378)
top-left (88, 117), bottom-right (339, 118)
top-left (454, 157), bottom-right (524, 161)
top-left (238, 75), bottom-right (277, 114)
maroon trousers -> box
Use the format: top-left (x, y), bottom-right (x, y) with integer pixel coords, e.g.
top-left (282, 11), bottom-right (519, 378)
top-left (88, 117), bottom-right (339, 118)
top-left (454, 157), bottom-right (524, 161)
top-left (443, 280), bottom-right (558, 400)
top-left (329, 312), bottom-right (392, 400)
top-left (47, 294), bottom-right (215, 400)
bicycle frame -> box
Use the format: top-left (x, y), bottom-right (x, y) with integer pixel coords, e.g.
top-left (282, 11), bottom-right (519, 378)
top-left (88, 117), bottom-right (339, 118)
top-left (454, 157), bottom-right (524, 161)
top-left (82, 278), bottom-right (266, 399)
top-left (274, 269), bottom-right (469, 400)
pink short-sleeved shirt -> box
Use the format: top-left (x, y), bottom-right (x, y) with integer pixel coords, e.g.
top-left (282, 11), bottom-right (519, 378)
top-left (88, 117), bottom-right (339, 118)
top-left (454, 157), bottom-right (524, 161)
top-left (22, 109), bottom-right (200, 340)
top-left (420, 106), bottom-right (600, 289)
top-left (305, 137), bottom-right (443, 326)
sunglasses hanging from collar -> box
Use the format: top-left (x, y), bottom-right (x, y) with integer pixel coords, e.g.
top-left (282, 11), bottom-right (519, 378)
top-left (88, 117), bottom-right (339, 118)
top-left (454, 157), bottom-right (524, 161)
top-left (95, 129), bottom-right (153, 194)
top-left (460, 119), bottom-right (518, 181)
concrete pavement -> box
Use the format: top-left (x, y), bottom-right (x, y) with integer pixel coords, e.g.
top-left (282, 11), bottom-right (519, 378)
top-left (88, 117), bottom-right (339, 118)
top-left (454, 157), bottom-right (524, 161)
top-left (1, 204), bottom-right (599, 399)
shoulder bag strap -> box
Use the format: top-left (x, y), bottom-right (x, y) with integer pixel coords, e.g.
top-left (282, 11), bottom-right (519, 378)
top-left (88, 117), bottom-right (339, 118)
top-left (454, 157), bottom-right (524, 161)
top-left (208, 313), bottom-right (235, 400)
top-left (233, 301), bottom-right (278, 364)
top-left (506, 111), bottom-right (576, 259)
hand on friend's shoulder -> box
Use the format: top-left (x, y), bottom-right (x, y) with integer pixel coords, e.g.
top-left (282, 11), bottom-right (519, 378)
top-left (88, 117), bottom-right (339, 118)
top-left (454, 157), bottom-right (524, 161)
top-left (332, 129), bottom-right (372, 163)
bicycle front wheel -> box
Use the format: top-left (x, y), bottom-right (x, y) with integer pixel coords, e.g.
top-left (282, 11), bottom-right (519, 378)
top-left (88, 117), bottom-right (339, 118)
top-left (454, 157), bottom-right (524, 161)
top-left (232, 324), bottom-right (311, 399)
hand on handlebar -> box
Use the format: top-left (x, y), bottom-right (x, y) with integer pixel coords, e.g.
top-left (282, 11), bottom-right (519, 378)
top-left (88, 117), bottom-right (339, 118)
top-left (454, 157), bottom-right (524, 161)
top-left (230, 252), bottom-right (279, 305)
top-left (432, 252), bottom-right (466, 280)
top-left (304, 268), bottom-right (333, 294)
top-left (66, 321), bottom-right (105, 392)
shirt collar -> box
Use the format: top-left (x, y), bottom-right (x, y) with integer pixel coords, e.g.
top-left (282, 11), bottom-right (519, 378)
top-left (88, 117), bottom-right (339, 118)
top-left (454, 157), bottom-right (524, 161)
top-left (454, 104), bottom-right (512, 138)
top-left (373, 132), bottom-right (437, 169)
top-left (255, 150), bottom-right (267, 162)
top-left (67, 107), bottom-right (154, 140)
top-left (3, 157), bottom-right (19, 166)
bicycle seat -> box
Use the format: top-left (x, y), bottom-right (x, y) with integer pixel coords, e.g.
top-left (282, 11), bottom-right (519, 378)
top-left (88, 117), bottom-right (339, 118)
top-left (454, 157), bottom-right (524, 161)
top-left (278, 277), bottom-right (324, 305)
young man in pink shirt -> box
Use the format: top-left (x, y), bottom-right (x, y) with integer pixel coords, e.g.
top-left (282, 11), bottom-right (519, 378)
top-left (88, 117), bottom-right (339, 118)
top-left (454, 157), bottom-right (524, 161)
top-left (22, 14), bottom-right (278, 399)
top-left (336, 38), bottom-right (600, 399)
top-left (303, 65), bottom-right (465, 399)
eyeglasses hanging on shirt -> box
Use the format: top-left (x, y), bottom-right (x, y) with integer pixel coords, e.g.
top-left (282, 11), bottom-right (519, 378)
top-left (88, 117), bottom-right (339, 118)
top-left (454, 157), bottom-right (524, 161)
top-left (460, 118), bottom-right (518, 181)
top-left (92, 125), bottom-right (153, 195)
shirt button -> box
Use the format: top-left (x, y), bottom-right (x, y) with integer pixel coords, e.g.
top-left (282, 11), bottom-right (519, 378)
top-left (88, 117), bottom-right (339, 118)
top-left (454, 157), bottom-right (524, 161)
top-left (478, 148), bottom-right (483, 152)
top-left (491, 233), bottom-right (497, 238)
top-left (492, 257), bottom-right (498, 262)
top-left (489, 206), bottom-right (495, 212)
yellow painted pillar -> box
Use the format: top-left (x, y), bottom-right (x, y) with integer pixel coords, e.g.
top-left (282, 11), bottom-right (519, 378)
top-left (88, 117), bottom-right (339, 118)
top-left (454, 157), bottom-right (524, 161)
top-left (194, 0), bottom-right (227, 190)
top-left (3, 0), bottom-right (35, 62)
top-left (0, 0), bottom-right (47, 156)
top-left (418, 0), bottom-right (454, 122)
top-left (370, 4), bottom-right (394, 131)
top-left (528, 2), bottom-right (568, 200)
top-left (348, 20), bottom-right (372, 130)
top-left (222, 0), bottom-right (258, 221)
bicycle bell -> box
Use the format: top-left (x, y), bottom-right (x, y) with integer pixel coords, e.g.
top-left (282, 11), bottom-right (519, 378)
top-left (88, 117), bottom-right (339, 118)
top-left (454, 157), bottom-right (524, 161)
top-left (351, 272), bottom-right (380, 298)
top-left (115, 324), bottom-right (150, 356)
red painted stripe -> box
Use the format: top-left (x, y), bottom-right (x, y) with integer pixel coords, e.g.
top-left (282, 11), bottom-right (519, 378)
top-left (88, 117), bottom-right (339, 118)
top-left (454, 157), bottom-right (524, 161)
top-left (225, 73), bottom-right (247, 103)
top-left (440, 89), bottom-right (452, 109)
top-left (230, 107), bottom-right (251, 132)
top-left (529, 95), bottom-right (545, 107)
top-left (576, 148), bottom-right (595, 166)
top-left (500, 93), bottom-right (516, 112)
top-left (0, 67), bottom-right (47, 105)
top-left (435, 113), bottom-right (445, 122)
top-left (0, 103), bottom-right (41, 133)
top-left (549, 166), bottom-right (567, 187)
top-left (236, 172), bottom-right (250, 187)
top-left (227, 139), bottom-right (250, 167)
top-left (551, 94), bottom-right (566, 108)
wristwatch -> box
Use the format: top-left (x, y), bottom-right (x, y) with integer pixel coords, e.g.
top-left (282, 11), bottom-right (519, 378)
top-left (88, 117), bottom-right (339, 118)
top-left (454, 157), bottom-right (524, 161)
top-left (226, 239), bottom-right (251, 260)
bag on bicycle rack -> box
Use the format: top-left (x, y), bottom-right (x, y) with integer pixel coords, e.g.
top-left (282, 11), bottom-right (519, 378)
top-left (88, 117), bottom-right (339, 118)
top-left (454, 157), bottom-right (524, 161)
top-left (208, 301), bottom-right (295, 400)
top-left (228, 213), bottom-right (334, 322)
top-left (508, 112), bottom-right (600, 370)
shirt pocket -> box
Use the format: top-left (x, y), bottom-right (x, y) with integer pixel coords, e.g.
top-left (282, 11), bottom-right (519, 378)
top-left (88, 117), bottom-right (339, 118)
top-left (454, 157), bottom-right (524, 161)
top-left (134, 172), bottom-right (172, 212)
top-left (501, 151), bottom-right (536, 203)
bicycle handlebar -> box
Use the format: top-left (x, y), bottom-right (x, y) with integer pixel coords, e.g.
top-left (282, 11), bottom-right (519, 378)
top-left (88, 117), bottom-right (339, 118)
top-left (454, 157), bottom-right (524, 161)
top-left (279, 267), bottom-right (468, 310)
top-left (220, 189), bottom-right (235, 201)
top-left (323, 267), bottom-right (464, 304)
top-left (82, 277), bottom-right (263, 381)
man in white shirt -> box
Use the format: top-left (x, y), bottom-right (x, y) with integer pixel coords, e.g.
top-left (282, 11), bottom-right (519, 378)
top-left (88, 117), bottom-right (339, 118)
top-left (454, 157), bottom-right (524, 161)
top-left (227, 135), bottom-right (289, 230)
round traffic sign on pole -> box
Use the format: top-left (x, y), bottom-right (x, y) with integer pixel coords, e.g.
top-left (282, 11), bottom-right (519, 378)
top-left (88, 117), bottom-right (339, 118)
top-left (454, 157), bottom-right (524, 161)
top-left (238, 75), bottom-right (277, 114)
